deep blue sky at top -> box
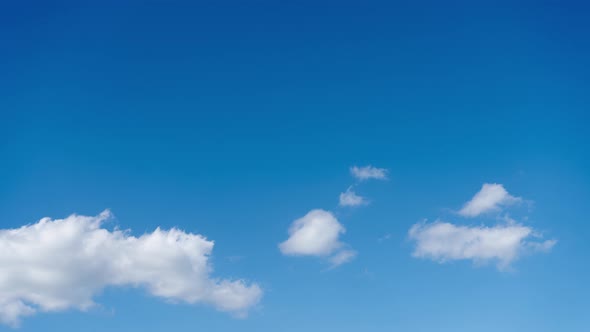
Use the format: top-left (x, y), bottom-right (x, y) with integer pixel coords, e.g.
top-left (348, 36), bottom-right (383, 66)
top-left (1, 1), bottom-right (589, 331)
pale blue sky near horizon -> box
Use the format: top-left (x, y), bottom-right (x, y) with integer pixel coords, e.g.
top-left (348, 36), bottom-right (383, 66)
top-left (1, 1), bottom-right (589, 331)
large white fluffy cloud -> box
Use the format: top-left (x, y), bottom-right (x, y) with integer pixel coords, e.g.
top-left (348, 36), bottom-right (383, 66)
top-left (350, 165), bottom-right (388, 181)
top-left (0, 210), bottom-right (262, 326)
top-left (459, 183), bottom-right (521, 217)
top-left (279, 209), bottom-right (356, 266)
top-left (408, 221), bottom-right (555, 269)
top-left (338, 187), bottom-right (367, 207)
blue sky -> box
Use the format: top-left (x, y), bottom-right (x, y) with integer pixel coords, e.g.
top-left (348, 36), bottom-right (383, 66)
top-left (1, 1), bottom-right (589, 331)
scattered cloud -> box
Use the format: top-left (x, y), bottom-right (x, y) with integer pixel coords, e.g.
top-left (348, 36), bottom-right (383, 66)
top-left (350, 165), bottom-right (388, 181)
top-left (339, 187), bottom-right (368, 207)
top-left (279, 209), bottom-right (344, 256)
top-left (328, 249), bottom-right (357, 267)
top-left (279, 209), bottom-right (355, 266)
top-left (459, 183), bottom-right (521, 217)
top-left (408, 220), bottom-right (555, 269)
top-left (0, 210), bottom-right (262, 327)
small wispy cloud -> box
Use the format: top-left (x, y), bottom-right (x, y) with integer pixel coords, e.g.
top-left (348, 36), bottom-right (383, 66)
top-left (458, 183), bottom-right (521, 217)
top-left (339, 187), bottom-right (368, 207)
top-left (378, 233), bottom-right (392, 243)
top-left (350, 165), bottom-right (388, 181)
top-left (328, 249), bottom-right (357, 267)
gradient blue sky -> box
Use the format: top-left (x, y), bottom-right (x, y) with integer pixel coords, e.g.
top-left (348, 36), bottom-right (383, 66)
top-left (1, 1), bottom-right (589, 331)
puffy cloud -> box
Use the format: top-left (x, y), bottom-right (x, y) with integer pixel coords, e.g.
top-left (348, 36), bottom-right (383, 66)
top-left (279, 210), bottom-right (355, 266)
top-left (279, 210), bottom-right (344, 256)
top-left (459, 183), bottom-right (521, 217)
top-left (408, 221), bottom-right (555, 269)
top-left (339, 187), bottom-right (368, 207)
top-left (350, 165), bottom-right (388, 181)
top-left (0, 210), bottom-right (262, 326)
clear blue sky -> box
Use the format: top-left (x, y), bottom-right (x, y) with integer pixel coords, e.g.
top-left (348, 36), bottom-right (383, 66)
top-left (1, 1), bottom-right (589, 331)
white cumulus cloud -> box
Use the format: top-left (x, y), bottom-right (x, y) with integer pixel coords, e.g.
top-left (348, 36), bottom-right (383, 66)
top-left (459, 183), bottom-right (521, 217)
top-left (339, 187), bottom-right (367, 207)
top-left (0, 210), bottom-right (262, 327)
top-left (279, 209), bottom-right (355, 267)
top-left (350, 165), bottom-right (388, 181)
top-left (408, 221), bottom-right (555, 269)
